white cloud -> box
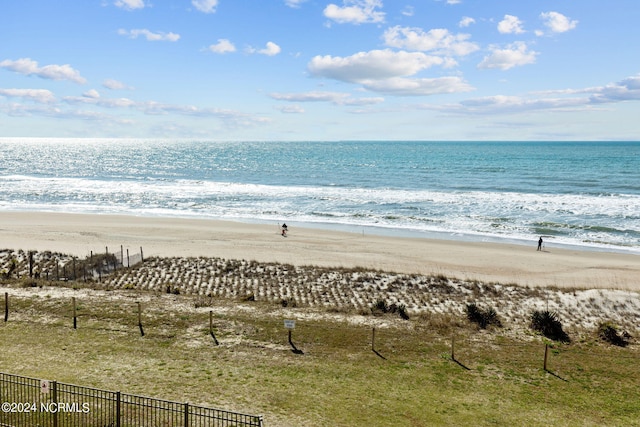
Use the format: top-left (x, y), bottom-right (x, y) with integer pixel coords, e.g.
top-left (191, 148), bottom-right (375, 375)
top-left (260, 42), bottom-right (282, 56)
top-left (269, 91), bottom-right (384, 106)
top-left (0, 88), bottom-right (56, 104)
top-left (284, 0), bottom-right (307, 8)
top-left (192, 0), bottom-right (218, 14)
top-left (401, 6), bottom-right (414, 17)
top-left (383, 26), bottom-right (479, 56)
top-left (419, 74), bottom-right (640, 116)
top-left (114, 0), bottom-right (145, 10)
top-left (540, 11), bottom-right (578, 33)
top-left (308, 50), bottom-right (474, 96)
top-left (0, 58), bottom-right (86, 84)
top-left (208, 39), bottom-right (236, 54)
top-left (270, 91), bottom-right (351, 103)
top-left (247, 42), bottom-right (281, 56)
top-left (446, 0), bottom-right (461, 4)
top-left (361, 76), bottom-right (473, 96)
top-left (102, 79), bottom-right (133, 90)
top-left (61, 93), bottom-right (271, 127)
top-left (324, 0), bottom-right (385, 25)
top-left (478, 42), bottom-right (538, 70)
top-left (277, 105), bottom-right (305, 114)
top-left (64, 94), bottom-right (137, 108)
top-left (308, 49), bottom-right (445, 82)
top-left (589, 74), bottom-right (640, 103)
top-left (118, 29), bottom-right (180, 42)
top-left (498, 15), bottom-right (525, 34)
top-left (82, 89), bottom-right (101, 99)
top-left (459, 16), bottom-right (475, 28)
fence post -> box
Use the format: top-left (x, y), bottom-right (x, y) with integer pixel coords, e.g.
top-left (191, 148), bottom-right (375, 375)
top-left (543, 344), bottom-right (549, 371)
top-left (184, 402), bottom-right (189, 427)
top-left (116, 391), bottom-right (121, 427)
top-left (120, 245), bottom-right (124, 269)
top-left (137, 302), bottom-right (145, 336)
top-left (72, 297), bottom-right (77, 329)
top-left (140, 246), bottom-right (144, 263)
top-left (28, 251), bottom-right (34, 278)
top-left (210, 311), bottom-right (219, 345)
top-left (4, 292), bottom-right (8, 322)
top-left (371, 327), bottom-right (376, 351)
top-left (126, 249), bottom-right (130, 268)
top-left (52, 380), bottom-right (58, 427)
top-left (451, 335), bottom-right (455, 361)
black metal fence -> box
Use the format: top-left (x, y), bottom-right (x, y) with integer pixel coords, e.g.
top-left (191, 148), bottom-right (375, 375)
top-left (0, 372), bottom-right (264, 427)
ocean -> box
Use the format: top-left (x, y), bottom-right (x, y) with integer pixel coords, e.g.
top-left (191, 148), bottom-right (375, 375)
top-left (1, 138), bottom-right (639, 254)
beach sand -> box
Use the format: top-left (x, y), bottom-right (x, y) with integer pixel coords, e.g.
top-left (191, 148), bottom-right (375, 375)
top-left (1, 211), bottom-right (638, 290)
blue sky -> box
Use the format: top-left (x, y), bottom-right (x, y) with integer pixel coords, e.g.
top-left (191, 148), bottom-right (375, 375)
top-left (2, 0), bottom-right (639, 140)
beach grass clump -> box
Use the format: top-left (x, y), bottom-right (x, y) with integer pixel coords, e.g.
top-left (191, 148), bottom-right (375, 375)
top-left (465, 302), bottom-right (502, 329)
top-left (370, 298), bottom-right (409, 320)
top-left (530, 310), bottom-right (570, 342)
top-left (597, 322), bottom-right (630, 347)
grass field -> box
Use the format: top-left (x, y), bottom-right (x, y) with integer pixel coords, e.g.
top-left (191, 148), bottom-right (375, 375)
top-left (1, 276), bottom-right (639, 427)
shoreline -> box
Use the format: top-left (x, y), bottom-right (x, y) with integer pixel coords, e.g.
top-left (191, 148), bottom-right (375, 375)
top-left (0, 211), bottom-right (638, 290)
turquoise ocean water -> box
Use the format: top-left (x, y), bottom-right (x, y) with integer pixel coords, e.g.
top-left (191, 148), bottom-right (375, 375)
top-left (1, 139), bottom-right (639, 253)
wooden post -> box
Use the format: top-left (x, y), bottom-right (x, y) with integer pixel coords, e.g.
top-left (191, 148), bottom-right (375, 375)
top-left (126, 249), bottom-right (130, 268)
top-left (140, 246), bottom-right (144, 263)
top-left (451, 335), bottom-right (455, 361)
top-left (28, 251), bottom-right (34, 278)
top-left (72, 297), bottom-right (77, 329)
top-left (209, 310), bottom-right (219, 345)
top-left (543, 344), bottom-right (549, 371)
top-left (371, 327), bottom-right (376, 351)
top-left (137, 302), bottom-right (145, 336)
top-left (120, 245), bottom-right (124, 269)
top-left (4, 292), bottom-right (8, 322)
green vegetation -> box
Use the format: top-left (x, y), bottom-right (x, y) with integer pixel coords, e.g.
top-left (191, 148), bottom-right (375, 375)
top-left (465, 303), bottom-right (502, 329)
top-left (1, 284), bottom-right (638, 427)
top-left (530, 310), bottom-right (571, 343)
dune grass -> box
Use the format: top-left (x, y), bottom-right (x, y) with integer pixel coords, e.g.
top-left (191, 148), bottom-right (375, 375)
top-left (1, 283), bottom-right (639, 427)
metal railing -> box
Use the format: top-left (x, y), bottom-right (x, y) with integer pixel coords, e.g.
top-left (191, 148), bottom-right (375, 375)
top-left (0, 372), bottom-right (263, 427)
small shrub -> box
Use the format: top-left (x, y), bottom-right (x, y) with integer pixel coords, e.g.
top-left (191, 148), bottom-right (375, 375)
top-left (280, 297), bottom-right (296, 307)
top-left (371, 298), bottom-right (388, 316)
top-left (370, 299), bottom-right (409, 320)
top-left (598, 322), bottom-right (630, 347)
top-left (530, 310), bottom-right (570, 342)
top-left (397, 304), bottom-right (410, 320)
top-left (466, 303), bottom-right (502, 329)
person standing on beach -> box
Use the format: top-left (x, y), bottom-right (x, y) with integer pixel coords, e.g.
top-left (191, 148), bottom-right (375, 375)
top-left (537, 236), bottom-right (543, 251)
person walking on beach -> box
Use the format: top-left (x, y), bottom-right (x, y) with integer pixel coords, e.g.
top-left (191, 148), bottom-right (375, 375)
top-left (281, 223), bottom-right (288, 237)
top-left (537, 236), bottom-right (543, 251)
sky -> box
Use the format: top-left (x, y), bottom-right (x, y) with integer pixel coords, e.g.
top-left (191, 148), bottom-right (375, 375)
top-left (1, 0), bottom-right (640, 141)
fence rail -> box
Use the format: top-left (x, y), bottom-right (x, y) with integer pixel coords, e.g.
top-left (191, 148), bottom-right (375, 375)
top-left (0, 372), bottom-right (263, 427)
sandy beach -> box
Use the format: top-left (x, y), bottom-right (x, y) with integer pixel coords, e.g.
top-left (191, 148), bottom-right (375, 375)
top-left (0, 211), bottom-right (638, 290)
